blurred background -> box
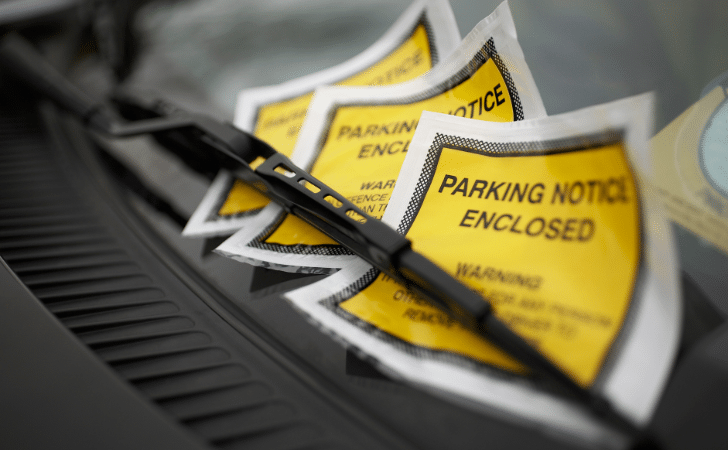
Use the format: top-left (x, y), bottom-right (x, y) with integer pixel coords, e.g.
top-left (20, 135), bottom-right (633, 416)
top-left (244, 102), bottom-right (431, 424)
top-left (121, 0), bottom-right (727, 131)
top-left (4, 0), bottom-right (725, 129)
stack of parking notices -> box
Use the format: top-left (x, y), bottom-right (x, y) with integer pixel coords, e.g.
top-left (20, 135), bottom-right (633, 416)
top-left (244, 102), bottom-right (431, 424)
top-left (215, 1), bottom-right (546, 272)
top-left (184, 0), bottom-right (462, 238)
top-left (185, 1), bottom-right (680, 445)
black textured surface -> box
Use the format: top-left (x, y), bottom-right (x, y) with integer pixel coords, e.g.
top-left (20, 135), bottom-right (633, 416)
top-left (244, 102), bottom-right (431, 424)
top-left (0, 259), bottom-right (208, 450)
top-left (0, 101), bottom-right (412, 449)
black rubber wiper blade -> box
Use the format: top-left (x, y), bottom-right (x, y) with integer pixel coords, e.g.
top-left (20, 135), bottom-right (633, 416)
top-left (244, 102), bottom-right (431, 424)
top-left (0, 32), bottom-right (643, 437)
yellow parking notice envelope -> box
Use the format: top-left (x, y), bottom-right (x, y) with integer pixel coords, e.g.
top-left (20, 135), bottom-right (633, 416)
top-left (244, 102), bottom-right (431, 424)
top-left (650, 78), bottom-right (728, 254)
top-left (216, 1), bottom-right (547, 273)
top-left (183, 0), bottom-right (461, 237)
top-left (284, 99), bottom-right (680, 440)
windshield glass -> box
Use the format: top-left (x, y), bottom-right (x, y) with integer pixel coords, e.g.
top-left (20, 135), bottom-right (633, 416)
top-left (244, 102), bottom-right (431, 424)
top-left (65, 0), bottom-right (728, 444)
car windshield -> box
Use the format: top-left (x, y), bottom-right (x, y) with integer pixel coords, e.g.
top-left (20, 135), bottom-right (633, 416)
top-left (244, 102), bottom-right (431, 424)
top-left (6, 1), bottom-right (727, 448)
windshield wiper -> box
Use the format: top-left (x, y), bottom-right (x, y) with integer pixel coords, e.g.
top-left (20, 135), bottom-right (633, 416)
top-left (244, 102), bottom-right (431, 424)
top-left (0, 32), bottom-right (648, 440)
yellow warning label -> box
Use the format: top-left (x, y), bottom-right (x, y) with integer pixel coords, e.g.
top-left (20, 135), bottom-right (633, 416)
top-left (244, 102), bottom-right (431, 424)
top-left (217, 23), bottom-right (434, 217)
top-left (340, 143), bottom-right (640, 387)
top-left (264, 52), bottom-right (517, 246)
top-left (342, 272), bottom-right (526, 373)
top-left (218, 179), bottom-right (271, 216)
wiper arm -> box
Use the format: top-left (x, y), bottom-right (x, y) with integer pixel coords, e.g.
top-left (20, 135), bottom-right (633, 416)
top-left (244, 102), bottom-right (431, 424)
top-left (0, 32), bottom-right (644, 437)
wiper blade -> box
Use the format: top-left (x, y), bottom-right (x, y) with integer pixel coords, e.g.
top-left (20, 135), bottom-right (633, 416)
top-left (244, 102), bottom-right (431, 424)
top-left (0, 32), bottom-right (643, 437)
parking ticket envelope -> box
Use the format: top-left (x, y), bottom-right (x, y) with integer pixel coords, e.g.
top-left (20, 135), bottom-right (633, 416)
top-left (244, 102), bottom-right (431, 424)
top-left (283, 98), bottom-right (680, 440)
top-left (217, 1), bottom-right (547, 273)
top-left (183, 0), bottom-right (460, 237)
top-left (650, 78), bottom-right (728, 255)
